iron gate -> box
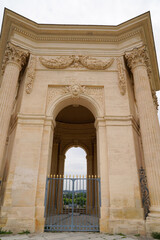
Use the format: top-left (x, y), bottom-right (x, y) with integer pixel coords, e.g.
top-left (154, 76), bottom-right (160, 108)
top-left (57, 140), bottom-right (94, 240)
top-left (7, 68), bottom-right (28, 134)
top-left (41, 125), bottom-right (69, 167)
top-left (44, 176), bottom-right (101, 231)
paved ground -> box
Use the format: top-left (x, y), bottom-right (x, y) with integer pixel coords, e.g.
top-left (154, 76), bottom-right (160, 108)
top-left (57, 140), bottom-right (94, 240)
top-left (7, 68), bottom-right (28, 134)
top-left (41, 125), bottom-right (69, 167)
top-left (0, 232), bottom-right (154, 240)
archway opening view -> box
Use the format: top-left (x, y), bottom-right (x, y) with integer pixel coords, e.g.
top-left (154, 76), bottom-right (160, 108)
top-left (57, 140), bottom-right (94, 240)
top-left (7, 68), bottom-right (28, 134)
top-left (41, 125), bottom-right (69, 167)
top-left (64, 147), bottom-right (87, 177)
top-left (45, 104), bottom-right (100, 232)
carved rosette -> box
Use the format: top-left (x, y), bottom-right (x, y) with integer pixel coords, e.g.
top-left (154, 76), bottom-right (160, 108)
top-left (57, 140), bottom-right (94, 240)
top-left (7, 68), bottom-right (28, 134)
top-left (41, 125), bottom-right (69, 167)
top-left (125, 45), bottom-right (151, 77)
top-left (39, 55), bottom-right (114, 70)
top-left (152, 90), bottom-right (159, 110)
top-left (26, 55), bottom-right (37, 94)
top-left (2, 42), bottom-right (29, 75)
top-left (117, 58), bottom-right (126, 95)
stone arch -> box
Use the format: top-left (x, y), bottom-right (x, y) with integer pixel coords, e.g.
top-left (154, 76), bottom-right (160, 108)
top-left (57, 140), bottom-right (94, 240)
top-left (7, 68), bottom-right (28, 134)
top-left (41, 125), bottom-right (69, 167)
top-left (62, 143), bottom-right (89, 157)
top-left (46, 93), bottom-right (103, 120)
top-left (63, 145), bottom-right (87, 177)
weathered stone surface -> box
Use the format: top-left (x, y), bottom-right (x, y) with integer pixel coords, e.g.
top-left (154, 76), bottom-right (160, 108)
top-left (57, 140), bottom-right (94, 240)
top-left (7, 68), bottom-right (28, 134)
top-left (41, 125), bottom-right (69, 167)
top-left (0, 9), bottom-right (160, 235)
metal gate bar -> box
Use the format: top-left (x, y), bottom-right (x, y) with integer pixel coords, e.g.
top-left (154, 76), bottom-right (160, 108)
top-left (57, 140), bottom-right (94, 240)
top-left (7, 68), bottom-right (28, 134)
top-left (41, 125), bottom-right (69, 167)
top-left (44, 176), bottom-right (101, 232)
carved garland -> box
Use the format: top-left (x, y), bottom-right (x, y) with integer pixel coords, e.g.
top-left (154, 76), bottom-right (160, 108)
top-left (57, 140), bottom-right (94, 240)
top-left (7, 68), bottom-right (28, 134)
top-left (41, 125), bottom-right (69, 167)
top-left (117, 58), bottom-right (126, 95)
top-left (39, 55), bottom-right (114, 70)
top-left (26, 55), bottom-right (37, 94)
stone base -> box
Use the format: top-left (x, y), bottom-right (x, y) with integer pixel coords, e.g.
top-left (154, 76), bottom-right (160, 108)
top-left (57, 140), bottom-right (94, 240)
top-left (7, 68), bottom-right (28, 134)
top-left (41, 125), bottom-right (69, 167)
top-left (99, 218), bottom-right (109, 232)
top-left (108, 219), bottom-right (145, 235)
top-left (100, 207), bottom-right (145, 234)
top-left (4, 218), bottom-right (35, 233)
top-left (0, 206), bottom-right (36, 233)
top-left (146, 216), bottom-right (160, 234)
top-left (35, 206), bottom-right (45, 232)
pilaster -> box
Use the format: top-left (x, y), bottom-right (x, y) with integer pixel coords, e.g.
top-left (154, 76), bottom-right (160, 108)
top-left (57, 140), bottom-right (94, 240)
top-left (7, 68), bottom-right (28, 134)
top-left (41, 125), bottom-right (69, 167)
top-left (95, 117), bottom-right (110, 232)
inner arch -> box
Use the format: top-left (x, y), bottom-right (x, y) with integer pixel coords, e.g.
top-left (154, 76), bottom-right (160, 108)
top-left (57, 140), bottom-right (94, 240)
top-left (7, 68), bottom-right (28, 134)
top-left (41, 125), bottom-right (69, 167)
top-left (50, 104), bottom-right (97, 178)
top-left (64, 147), bottom-right (87, 177)
top-left (56, 105), bottom-right (95, 124)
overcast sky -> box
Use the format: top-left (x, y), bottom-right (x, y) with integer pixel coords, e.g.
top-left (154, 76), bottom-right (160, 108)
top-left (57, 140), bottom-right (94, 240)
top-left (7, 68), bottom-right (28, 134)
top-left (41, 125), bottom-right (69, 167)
top-left (0, 0), bottom-right (160, 175)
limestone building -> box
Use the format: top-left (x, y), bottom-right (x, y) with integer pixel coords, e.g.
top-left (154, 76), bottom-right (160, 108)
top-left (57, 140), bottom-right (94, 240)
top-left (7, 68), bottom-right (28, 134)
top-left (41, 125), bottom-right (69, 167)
top-left (0, 9), bottom-right (160, 235)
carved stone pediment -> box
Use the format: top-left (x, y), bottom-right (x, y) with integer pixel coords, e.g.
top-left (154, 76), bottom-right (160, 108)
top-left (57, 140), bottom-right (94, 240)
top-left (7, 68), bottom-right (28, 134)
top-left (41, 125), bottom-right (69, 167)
top-left (39, 55), bottom-right (114, 70)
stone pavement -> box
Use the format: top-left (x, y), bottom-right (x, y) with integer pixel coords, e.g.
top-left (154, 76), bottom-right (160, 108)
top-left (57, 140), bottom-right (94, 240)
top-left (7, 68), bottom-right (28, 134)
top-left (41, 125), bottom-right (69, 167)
top-left (0, 232), bottom-right (153, 240)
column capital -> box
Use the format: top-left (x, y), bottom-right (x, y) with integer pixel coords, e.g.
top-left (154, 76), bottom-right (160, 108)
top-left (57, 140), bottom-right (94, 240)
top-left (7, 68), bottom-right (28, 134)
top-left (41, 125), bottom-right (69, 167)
top-left (125, 45), bottom-right (151, 75)
top-left (2, 42), bottom-right (29, 74)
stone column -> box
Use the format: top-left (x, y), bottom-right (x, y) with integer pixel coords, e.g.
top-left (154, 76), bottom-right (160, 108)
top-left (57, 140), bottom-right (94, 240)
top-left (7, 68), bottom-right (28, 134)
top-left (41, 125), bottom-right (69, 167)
top-left (0, 43), bottom-right (29, 176)
top-left (125, 46), bottom-right (160, 226)
top-left (50, 141), bottom-right (59, 175)
top-left (95, 118), bottom-right (110, 232)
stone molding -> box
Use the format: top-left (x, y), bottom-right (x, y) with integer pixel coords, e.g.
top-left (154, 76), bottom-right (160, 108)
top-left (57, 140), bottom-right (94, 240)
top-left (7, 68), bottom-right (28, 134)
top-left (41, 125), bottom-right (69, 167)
top-left (39, 55), bottom-right (114, 70)
top-left (2, 42), bottom-right (29, 75)
top-left (116, 57), bottom-right (126, 95)
top-left (13, 26), bottom-right (141, 43)
top-left (47, 84), bottom-right (104, 114)
top-left (95, 115), bottom-right (140, 134)
top-left (125, 45), bottom-right (151, 78)
top-left (26, 55), bottom-right (37, 94)
top-left (9, 114), bottom-right (55, 134)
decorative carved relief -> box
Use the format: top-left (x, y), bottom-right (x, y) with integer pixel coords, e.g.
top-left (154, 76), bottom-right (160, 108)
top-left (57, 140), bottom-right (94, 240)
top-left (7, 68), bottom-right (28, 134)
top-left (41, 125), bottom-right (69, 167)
top-left (64, 84), bottom-right (86, 98)
top-left (124, 45), bottom-right (151, 78)
top-left (79, 56), bottom-right (114, 70)
top-left (2, 42), bottom-right (29, 75)
top-left (26, 55), bottom-right (37, 94)
top-left (39, 55), bottom-right (114, 70)
top-left (39, 56), bottom-right (74, 69)
top-left (85, 87), bottom-right (104, 109)
top-left (152, 90), bottom-right (159, 110)
top-left (47, 84), bottom-right (104, 113)
top-left (47, 87), bottom-right (63, 106)
top-left (117, 58), bottom-right (126, 95)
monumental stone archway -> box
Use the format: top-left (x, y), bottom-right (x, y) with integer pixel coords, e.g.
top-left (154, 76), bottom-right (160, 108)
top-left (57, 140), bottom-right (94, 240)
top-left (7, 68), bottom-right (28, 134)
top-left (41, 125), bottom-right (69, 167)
top-left (0, 9), bottom-right (160, 235)
top-left (50, 105), bottom-right (97, 178)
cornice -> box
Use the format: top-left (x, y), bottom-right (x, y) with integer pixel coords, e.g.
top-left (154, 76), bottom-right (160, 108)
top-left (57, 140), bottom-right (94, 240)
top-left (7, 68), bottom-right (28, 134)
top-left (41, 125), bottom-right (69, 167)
top-left (12, 25), bottom-right (142, 43)
top-left (0, 9), bottom-right (159, 90)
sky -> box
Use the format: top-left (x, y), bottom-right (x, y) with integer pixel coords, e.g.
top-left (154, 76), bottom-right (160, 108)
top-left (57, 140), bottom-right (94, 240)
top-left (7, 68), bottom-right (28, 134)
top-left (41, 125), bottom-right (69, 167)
top-left (64, 147), bottom-right (87, 177)
top-left (0, 0), bottom-right (160, 174)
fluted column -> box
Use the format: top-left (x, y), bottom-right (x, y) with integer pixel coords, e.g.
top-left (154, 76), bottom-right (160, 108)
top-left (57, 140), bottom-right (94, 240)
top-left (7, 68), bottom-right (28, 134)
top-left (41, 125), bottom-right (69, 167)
top-left (125, 46), bottom-right (160, 218)
top-left (0, 43), bottom-right (29, 176)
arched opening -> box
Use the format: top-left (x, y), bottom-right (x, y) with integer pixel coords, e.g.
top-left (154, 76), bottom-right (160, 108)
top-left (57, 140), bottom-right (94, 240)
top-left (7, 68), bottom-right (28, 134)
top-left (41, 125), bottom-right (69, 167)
top-left (45, 104), bottom-right (100, 232)
top-left (50, 105), bottom-right (97, 177)
top-left (64, 147), bottom-right (87, 177)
